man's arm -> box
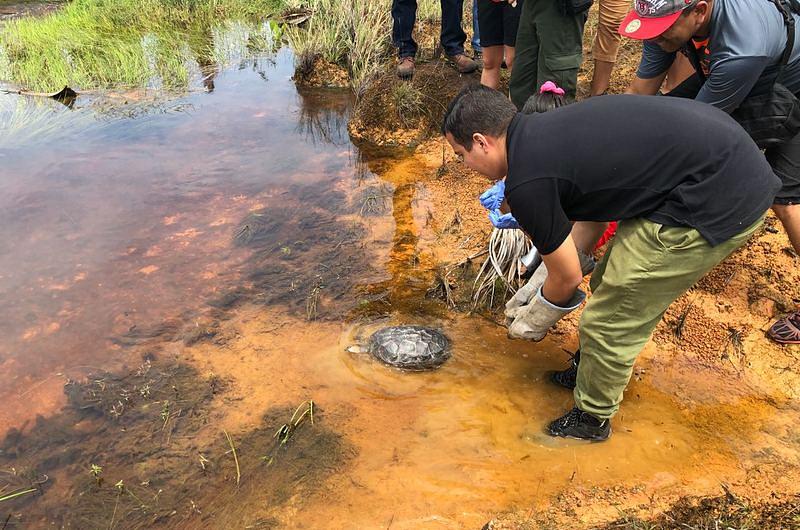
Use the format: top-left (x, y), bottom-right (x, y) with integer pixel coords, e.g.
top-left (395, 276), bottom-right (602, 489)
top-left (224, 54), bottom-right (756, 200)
top-left (540, 235), bottom-right (583, 307)
top-left (696, 55), bottom-right (772, 113)
top-left (626, 73), bottom-right (666, 95)
top-left (626, 41), bottom-right (675, 95)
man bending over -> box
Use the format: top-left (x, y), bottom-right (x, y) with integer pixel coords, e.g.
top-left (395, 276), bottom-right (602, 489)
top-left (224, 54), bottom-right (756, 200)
top-left (442, 84), bottom-right (780, 441)
top-left (621, 0), bottom-right (800, 343)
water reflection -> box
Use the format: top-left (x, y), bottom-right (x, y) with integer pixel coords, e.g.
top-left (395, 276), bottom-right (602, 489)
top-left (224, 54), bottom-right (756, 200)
top-left (294, 86), bottom-right (352, 146)
top-left (0, 47), bottom-right (366, 434)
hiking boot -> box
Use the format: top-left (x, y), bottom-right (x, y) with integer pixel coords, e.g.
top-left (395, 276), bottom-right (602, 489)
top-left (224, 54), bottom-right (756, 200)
top-left (397, 56), bottom-right (415, 79)
top-left (768, 310), bottom-right (800, 344)
top-left (447, 53), bottom-right (478, 74)
top-left (549, 350), bottom-right (579, 390)
top-left (547, 407), bottom-right (611, 441)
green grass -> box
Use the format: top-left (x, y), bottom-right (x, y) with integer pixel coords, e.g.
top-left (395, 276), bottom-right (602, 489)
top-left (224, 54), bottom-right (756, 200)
top-left (0, 0), bottom-right (287, 92)
top-left (285, 0), bottom-right (440, 93)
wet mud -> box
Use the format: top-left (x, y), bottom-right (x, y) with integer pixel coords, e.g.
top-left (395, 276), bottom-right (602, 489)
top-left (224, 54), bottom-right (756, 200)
top-left (1, 360), bottom-right (351, 529)
top-left (349, 61), bottom-right (478, 148)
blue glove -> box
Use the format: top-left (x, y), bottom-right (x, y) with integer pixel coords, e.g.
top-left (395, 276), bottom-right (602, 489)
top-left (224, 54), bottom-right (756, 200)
top-left (489, 209), bottom-right (520, 229)
top-left (479, 180), bottom-right (505, 211)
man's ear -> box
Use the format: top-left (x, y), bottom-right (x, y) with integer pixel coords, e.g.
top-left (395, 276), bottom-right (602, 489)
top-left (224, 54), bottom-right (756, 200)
top-left (694, 1), bottom-right (710, 19)
top-left (472, 132), bottom-right (490, 152)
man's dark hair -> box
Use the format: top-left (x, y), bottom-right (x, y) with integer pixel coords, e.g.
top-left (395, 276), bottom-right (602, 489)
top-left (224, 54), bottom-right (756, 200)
top-left (441, 84), bottom-right (517, 150)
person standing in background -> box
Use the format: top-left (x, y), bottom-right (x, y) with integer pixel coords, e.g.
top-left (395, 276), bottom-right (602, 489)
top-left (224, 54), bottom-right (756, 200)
top-left (392, 0), bottom-right (479, 79)
top-left (588, 0), bottom-right (630, 95)
top-left (472, 0), bottom-right (483, 59)
top-left (508, 0), bottom-right (589, 108)
top-left (478, 0), bottom-right (524, 89)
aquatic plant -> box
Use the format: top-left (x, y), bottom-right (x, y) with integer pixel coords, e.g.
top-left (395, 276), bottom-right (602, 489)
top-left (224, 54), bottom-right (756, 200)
top-left (222, 429), bottom-right (241, 487)
top-left (262, 400), bottom-right (315, 466)
top-left (0, 0), bottom-right (286, 92)
top-left (0, 487), bottom-right (37, 504)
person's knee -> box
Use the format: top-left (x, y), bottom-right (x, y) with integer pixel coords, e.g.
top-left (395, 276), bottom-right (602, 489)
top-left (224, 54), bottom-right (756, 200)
top-left (772, 202), bottom-right (800, 221)
top-left (482, 56), bottom-right (501, 70)
top-left (480, 46), bottom-right (502, 68)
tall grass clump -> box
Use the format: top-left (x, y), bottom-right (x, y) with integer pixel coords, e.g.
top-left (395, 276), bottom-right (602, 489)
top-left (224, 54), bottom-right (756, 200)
top-left (286, 0), bottom-right (389, 93)
top-left (0, 0), bottom-right (287, 92)
top-left (286, 0), bottom-right (439, 94)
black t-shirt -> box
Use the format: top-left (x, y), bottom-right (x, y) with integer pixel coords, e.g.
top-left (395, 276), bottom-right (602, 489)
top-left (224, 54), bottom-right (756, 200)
top-left (504, 95), bottom-right (780, 254)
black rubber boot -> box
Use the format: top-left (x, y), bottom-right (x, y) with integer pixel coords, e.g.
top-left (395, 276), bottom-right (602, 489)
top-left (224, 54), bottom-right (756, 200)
top-left (549, 350), bottom-right (580, 390)
top-left (547, 407), bottom-right (610, 441)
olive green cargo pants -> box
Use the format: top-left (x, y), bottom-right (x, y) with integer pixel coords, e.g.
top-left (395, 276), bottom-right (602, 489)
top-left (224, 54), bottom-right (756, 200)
top-left (575, 216), bottom-right (765, 419)
top-left (509, 0), bottom-right (587, 109)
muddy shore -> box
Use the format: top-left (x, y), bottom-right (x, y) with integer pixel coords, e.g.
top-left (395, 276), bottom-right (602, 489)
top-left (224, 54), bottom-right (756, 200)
top-left (339, 5), bottom-right (800, 528)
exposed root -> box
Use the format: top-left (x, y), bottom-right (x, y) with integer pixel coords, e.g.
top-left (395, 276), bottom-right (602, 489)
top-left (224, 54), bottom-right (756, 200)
top-left (472, 228), bottom-right (531, 310)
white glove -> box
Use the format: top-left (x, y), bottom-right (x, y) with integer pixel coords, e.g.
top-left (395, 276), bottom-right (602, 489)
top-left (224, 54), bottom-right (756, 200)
top-left (505, 249), bottom-right (596, 322)
top-left (508, 287), bottom-right (586, 341)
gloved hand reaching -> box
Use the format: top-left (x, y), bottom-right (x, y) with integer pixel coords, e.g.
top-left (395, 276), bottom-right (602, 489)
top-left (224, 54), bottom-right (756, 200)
top-left (505, 248), bottom-right (596, 321)
top-left (507, 287), bottom-right (586, 341)
top-left (488, 209), bottom-right (521, 229)
top-left (479, 180), bottom-right (505, 211)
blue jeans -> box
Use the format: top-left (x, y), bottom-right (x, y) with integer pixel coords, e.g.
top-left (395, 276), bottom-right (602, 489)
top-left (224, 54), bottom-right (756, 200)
top-left (472, 0), bottom-right (481, 53)
top-left (391, 0), bottom-right (467, 58)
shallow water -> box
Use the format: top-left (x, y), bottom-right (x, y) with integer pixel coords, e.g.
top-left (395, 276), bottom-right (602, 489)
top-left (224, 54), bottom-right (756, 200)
top-left (0, 0), bottom-right (61, 22)
top-left (1, 46), bottom-right (798, 528)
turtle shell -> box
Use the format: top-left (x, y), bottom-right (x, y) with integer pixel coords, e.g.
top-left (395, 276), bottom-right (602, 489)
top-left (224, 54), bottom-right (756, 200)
top-left (367, 325), bottom-right (450, 370)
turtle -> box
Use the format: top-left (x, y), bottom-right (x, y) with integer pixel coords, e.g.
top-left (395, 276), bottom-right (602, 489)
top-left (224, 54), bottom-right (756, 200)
top-left (346, 325), bottom-right (451, 371)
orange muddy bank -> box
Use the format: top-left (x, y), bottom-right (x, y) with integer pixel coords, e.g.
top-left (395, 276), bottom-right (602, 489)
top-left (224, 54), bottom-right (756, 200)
top-left (385, 131), bottom-right (800, 527)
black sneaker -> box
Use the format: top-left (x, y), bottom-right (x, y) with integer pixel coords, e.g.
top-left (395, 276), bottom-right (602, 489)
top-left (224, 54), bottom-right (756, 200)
top-left (549, 350), bottom-right (580, 390)
top-left (547, 407), bottom-right (610, 441)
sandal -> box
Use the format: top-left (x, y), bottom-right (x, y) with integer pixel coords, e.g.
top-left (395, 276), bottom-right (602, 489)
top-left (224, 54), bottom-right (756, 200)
top-left (767, 310), bottom-right (800, 344)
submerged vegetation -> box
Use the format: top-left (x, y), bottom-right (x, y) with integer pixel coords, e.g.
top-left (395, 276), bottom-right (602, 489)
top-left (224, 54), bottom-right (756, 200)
top-left (0, 0), bottom-right (286, 91)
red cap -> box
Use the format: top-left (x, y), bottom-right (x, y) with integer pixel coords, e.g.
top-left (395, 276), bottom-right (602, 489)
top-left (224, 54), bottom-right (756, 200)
top-left (618, 0), bottom-right (697, 40)
top-left (618, 9), bottom-right (683, 40)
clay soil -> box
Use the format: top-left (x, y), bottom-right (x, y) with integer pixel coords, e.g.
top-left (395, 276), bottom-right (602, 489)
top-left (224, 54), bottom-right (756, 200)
top-left (337, 4), bottom-right (800, 529)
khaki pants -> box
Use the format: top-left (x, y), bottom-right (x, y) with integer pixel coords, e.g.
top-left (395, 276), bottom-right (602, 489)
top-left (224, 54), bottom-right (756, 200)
top-left (592, 0), bottom-right (629, 63)
top-left (575, 216), bottom-right (765, 419)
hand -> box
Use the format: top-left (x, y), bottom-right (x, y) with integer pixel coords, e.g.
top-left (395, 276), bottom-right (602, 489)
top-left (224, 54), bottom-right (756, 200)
top-left (479, 180), bottom-right (505, 211)
top-left (489, 209), bottom-right (520, 229)
top-left (507, 287), bottom-right (586, 341)
top-left (505, 262), bottom-right (547, 322)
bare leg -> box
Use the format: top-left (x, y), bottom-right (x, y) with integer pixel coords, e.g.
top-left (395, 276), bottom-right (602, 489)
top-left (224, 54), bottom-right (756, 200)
top-left (571, 221), bottom-right (608, 255)
top-left (772, 203), bottom-right (800, 254)
top-left (590, 59), bottom-right (614, 96)
top-left (768, 204), bottom-right (800, 344)
top-left (480, 45), bottom-right (504, 89)
top-left (504, 44), bottom-right (516, 74)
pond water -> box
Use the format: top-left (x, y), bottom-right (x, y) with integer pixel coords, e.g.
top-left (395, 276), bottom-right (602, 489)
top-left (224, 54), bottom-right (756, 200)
top-left (0, 0), bottom-right (62, 22)
top-left (1, 39), bottom-right (798, 529)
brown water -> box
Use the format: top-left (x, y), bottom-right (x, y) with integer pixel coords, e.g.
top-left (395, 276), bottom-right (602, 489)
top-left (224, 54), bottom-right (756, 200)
top-left (1, 47), bottom-right (799, 528)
